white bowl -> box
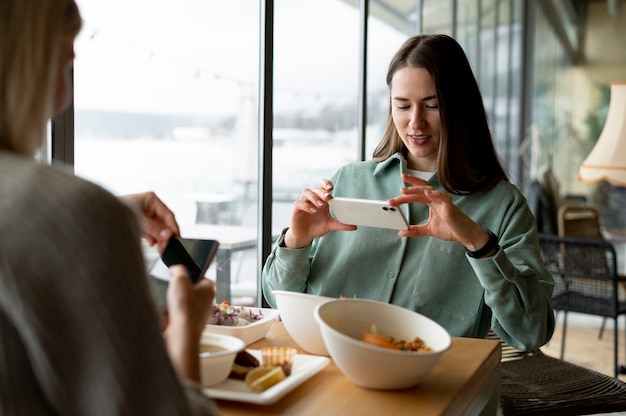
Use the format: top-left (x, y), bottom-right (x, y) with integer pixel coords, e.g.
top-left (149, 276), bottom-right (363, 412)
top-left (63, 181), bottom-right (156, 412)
top-left (273, 290), bottom-right (332, 356)
top-left (314, 298), bottom-right (451, 390)
top-left (204, 307), bottom-right (279, 346)
top-left (199, 333), bottom-right (246, 386)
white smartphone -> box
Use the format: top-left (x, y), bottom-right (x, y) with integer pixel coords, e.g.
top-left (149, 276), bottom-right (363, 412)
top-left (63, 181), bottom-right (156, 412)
top-left (328, 197), bottom-right (409, 230)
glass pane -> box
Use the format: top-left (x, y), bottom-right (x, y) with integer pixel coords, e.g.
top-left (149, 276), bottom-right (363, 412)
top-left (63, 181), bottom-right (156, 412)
top-left (272, 0), bottom-right (360, 227)
top-left (365, 9), bottom-right (413, 156)
top-left (529, 1), bottom-right (577, 196)
top-left (493, 0), bottom-right (523, 183)
top-left (73, 0), bottom-right (261, 306)
top-left (493, 1), bottom-right (512, 167)
top-left (422, 0), bottom-right (453, 35)
top-left (478, 0), bottom-right (497, 126)
top-left (456, 0), bottom-right (479, 72)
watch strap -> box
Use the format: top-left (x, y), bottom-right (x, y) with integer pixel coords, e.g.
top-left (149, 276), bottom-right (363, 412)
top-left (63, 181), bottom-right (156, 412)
top-left (466, 229), bottom-right (499, 258)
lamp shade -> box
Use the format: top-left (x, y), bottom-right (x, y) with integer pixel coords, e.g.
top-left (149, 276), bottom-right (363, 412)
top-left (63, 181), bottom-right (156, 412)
top-left (579, 82), bottom-right (626, 186)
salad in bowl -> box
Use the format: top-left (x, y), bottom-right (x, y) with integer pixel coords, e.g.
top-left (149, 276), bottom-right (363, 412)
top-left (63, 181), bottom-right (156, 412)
top-left (205, 301), bottom-right (279, 345)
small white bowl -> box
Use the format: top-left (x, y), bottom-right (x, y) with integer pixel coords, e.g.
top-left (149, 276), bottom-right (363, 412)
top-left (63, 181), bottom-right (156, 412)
top-left (204, 307), bottom-right (279, 346)
top-left (273, 290), bottom-right (332, 356)
top-left (314, 298), bottom-right (451, 390)
top-left (199, 333), bottom-right (245, 386)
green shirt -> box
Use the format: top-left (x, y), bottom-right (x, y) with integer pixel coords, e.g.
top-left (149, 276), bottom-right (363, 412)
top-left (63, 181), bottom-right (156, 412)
top-left (263, 153), bottom-right (555, 351)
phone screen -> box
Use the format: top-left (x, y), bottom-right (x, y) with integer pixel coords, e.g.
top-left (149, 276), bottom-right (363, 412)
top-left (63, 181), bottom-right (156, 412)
top-left (150, 237), bottom-right (219, 283)
top-left (148, 237), bottom-right (219, 311)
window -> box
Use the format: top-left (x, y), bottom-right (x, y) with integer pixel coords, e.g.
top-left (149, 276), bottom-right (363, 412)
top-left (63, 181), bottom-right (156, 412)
top-left (67, 0), bottom-right (607, 307)
top-left (74, 0), bottom-right (261, 305)
top-left (272, 0), bottom-right (361, 220)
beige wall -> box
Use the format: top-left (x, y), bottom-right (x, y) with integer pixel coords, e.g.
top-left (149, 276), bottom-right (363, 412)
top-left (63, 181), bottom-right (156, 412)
top-left (585, 1), bottom-right (626, 66)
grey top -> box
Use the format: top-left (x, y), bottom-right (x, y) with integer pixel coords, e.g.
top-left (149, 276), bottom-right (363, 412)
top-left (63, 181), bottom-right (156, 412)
top-left (0, 153), bottom-right (218, 415)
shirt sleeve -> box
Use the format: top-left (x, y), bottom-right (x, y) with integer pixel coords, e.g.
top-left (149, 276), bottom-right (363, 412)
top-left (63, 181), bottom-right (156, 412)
top-left (467, 218), bottom-right (556, 351)
top-left (262, 228), bottom-right (312, 308)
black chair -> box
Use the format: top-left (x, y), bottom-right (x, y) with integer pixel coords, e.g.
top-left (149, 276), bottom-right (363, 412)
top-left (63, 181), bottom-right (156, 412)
top-left (493, 330), bottom-right (626, 415)
top-left (538, 233), bottom-right (626, 377)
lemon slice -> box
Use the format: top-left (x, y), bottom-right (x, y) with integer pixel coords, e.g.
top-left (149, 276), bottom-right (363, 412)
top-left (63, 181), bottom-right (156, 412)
top-left (245, 365), bottom-right (286, 392)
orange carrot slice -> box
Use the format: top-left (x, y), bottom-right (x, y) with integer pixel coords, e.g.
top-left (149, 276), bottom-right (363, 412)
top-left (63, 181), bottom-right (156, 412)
top-left (362, 332), bottom-right (399, 350)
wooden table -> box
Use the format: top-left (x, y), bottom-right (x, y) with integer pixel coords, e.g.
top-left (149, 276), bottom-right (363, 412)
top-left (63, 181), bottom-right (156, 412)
top-left (215, 321), bottom-right (501, 416)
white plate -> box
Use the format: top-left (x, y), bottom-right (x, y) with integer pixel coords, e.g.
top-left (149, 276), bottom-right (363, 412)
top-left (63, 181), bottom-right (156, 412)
top-left (203, 349), bottom-right (330, 405)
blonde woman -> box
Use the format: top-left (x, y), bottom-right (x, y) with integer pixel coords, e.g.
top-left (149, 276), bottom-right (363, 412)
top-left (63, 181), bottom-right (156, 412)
top-left (0, 1), bottom-right (218, 414)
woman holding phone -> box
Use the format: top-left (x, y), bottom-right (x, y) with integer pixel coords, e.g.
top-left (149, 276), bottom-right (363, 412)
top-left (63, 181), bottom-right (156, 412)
top-left (263, 34), bottom-right (555, 352)
top-left (0, 1), bottom-right (218, 414)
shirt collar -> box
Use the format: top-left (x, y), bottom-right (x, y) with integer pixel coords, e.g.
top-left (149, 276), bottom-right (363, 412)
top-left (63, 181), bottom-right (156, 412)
top-left (373, 152), bottom-right (441, 188)
top-left (373, 152), bottom-right (405, 176)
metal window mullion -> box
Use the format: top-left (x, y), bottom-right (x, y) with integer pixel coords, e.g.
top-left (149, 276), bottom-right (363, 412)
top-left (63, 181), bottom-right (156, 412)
top-left (357, 0), bottom-right (368, 162)
top-left (51, 68), bottom-right (75, 168)
top-left (258, 0), bottom-right (274, 307)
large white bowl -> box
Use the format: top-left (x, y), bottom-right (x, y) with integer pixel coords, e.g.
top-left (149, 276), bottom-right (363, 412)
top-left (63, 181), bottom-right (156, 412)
top-left (204, 307), bottom-right (279, 346)
top-left (314, 298), bottom-right (451, 390)
top-left (273, 290), bottom-right (332, 356)
top-left (199, 333), bottom-right (246, 386)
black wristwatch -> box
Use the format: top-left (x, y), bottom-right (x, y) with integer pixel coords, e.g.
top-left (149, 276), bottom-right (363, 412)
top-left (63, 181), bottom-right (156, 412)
top-left (466, 229), bottom-right (499, 258)
top-left (277, 227), bottom-right (289, 248)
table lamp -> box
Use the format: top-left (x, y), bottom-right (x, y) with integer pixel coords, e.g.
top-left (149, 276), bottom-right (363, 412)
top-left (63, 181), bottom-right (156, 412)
top-left (579, 81), bottom-right (626, 186)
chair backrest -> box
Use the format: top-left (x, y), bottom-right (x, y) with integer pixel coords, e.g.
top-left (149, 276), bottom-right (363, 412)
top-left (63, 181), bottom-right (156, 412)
top-left (538, 233), bottom-right (621, 316)
top-left (557, 204), bottom-right (603, 239)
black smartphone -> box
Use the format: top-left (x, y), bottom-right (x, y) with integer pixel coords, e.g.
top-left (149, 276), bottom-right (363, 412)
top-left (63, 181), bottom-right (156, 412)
top-left (148, 237), bottom-right (219, 311)
top-left (154, 237), bottom-right (219, 284)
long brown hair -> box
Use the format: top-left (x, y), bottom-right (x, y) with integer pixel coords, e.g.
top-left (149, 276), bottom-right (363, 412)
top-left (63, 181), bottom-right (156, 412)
top-left (373, 34), bottom-right (508, 194)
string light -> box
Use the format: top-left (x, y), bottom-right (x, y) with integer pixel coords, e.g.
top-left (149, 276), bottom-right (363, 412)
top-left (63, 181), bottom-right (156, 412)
top-left (80, 23), bottom-right (352, 101)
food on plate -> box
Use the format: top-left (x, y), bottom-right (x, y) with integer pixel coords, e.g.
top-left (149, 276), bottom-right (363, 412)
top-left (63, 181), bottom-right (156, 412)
top-left (229, 363), bottom-right (254, 380)
top-left (228, 350), bottom-right (260, 380)
top-left (362, 324), bottom-right (432, 352)
top-left (208, 301), bottom-right (264, 326)
top-left (260, 346), bottom-right (297, 376)
top-left (227, 348), bottom-right (295, 389)
top-left (235, 350), bottom-right (260, 367)
top-left (245, 366), bottom-right (286, 392)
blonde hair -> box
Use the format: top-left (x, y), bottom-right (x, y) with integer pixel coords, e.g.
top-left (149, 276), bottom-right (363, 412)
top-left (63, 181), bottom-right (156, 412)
top-left (0, 0), bottom-right (82, 155)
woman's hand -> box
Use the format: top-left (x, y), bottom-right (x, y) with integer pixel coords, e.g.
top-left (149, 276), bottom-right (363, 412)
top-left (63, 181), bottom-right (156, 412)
top-left (164, 265), bottom-right (216, 382)
top-left (388, 174), bottom-right (491, 252)
top-left (121, 191), bottom-right (180, 252)
top-left (284, 179), bottom-right (357, 248)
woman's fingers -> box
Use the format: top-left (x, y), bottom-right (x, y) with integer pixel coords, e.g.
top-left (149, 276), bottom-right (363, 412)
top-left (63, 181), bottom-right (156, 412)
top-left (401, 173), bottom-right (429, 186)
top-left (294, 184), bottom-right (333, 213)
top-left (388, 190), bottom-right (432, 206)
top-left (295, 190), bottom-right (323, 213)
top-left (318, 179), bottom-right (333, 191)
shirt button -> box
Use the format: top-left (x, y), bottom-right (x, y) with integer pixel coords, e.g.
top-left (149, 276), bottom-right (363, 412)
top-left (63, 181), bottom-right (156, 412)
top-left (387, 272), bottom-right (395, 279)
